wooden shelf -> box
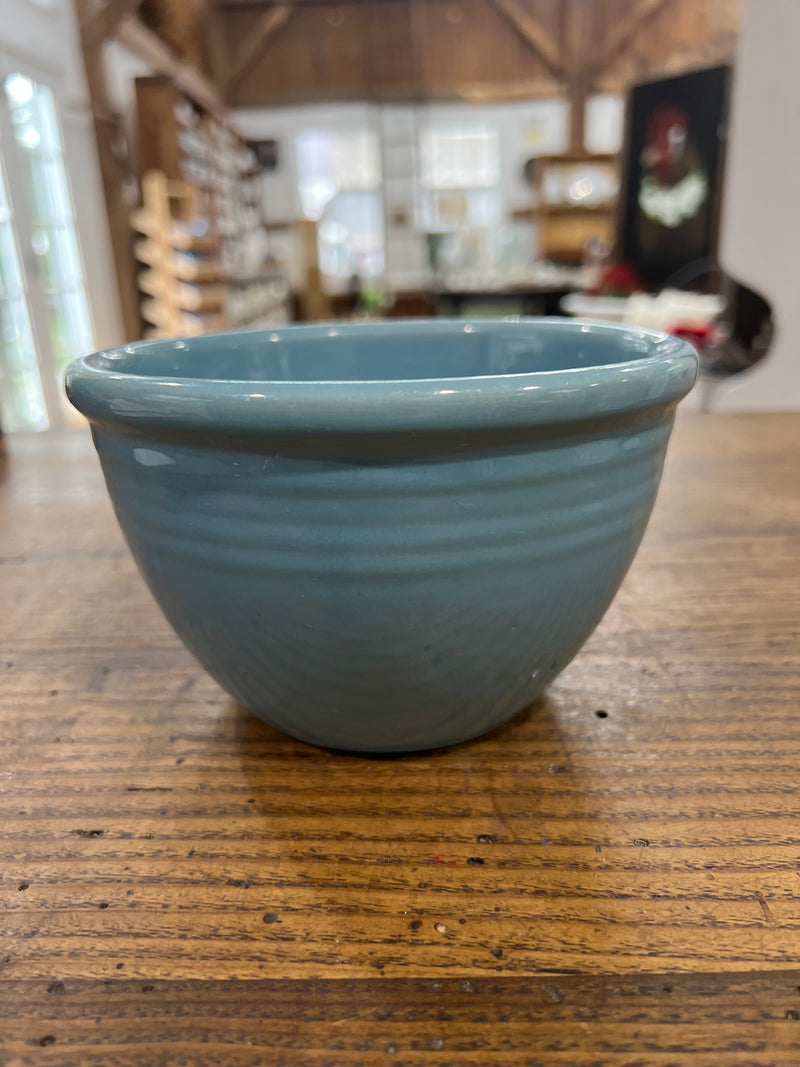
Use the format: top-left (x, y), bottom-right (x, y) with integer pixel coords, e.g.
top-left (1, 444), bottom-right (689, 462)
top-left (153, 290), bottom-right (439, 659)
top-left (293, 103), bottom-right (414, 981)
top-left (172, 254), bottom-right (227, 285)
top-left (137, 272), bottom-right (226, 312)
top-left (537, 152), bottom-right (619, 165)
top-left (540, 203), bottom-right (616, 216)
top-left (170, 231), bottom-right (219, 253)
top-left (533, 153), bottom-right (620, 262)
top-left (130, 79), bottom-right (291, 339)
top-left (131, 209), bottom-right (219, 253)
top-left (141, 298), bottom-right (227, 335)
top-left (176, 283), bottom-right (227, 313)
top-left (134, 240), bottom-right (227, 284)
top-left (227, 267), bottom-right (286, 285)
top-left (118, 18), bottom-right (225, 121)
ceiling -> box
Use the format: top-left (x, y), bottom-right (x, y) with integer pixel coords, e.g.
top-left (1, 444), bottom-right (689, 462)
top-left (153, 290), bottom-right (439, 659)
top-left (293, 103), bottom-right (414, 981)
top-left (117, 0), bottom-right (741, 112)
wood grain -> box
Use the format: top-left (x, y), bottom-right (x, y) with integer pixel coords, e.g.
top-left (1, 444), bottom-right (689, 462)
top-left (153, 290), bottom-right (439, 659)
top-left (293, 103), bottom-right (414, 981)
top-left (1, 414), bottom-right (799, 1060)
top-left (219, 0), bottom-right (738, 107)
top-left (1, 972), bottom-right (799, 1066)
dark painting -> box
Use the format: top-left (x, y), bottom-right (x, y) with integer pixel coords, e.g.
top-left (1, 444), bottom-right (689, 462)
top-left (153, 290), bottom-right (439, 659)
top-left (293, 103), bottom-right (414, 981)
top-left (248, 139), bottom-right (279, 171)
top-left (619, 66), bottom-right (731, 288)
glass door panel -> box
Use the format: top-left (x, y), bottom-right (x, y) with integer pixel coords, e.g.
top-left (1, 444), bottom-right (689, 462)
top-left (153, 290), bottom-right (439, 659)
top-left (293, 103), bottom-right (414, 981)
top-left (0, 153), bottom-right (47, 430)
top-left (1, 68), bottom-right (95, 428)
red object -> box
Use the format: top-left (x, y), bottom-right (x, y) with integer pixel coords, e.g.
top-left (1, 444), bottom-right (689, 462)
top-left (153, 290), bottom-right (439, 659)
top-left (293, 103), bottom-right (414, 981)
top-left (589, 262), bottom-right (643, 298)
top-left (642, 105), bottom-right (690, 185)
top-left (668, 323), bottom-right (719, 352)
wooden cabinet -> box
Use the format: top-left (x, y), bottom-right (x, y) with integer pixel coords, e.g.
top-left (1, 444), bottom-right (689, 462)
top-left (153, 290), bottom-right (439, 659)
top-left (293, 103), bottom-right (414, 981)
top-left (533, 153), bottom-right (619, 263)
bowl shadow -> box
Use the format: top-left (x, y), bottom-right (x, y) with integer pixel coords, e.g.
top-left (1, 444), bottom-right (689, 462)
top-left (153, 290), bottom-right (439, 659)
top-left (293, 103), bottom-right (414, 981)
top-left (229, 694), bottom-right (548, 767)
top-left (211, 690), bottom-right (617, 977)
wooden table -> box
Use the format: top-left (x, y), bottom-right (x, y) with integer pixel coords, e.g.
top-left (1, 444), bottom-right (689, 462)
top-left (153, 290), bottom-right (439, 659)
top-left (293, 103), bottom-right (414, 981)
top-left (1, 414), bottom-right (799, 1064)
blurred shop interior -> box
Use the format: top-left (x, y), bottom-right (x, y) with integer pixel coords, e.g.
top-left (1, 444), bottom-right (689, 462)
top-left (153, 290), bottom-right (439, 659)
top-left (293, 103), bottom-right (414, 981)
top-left (0, 0), bottom-right (798, 435)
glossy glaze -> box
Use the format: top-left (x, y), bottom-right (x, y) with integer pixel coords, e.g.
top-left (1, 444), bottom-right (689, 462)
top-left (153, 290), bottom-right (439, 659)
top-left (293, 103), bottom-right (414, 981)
top-left (66, 320), bottom-right (697, 752)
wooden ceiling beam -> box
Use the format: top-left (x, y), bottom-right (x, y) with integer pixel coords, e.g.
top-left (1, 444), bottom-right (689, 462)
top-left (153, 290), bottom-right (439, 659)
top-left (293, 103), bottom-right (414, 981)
top-left (224, 5), bottom-right (293, 95)
top-left (74, 0), bottom-right (143, 341)
top-left (595, 30), bottom-right (738, 90)
top-left (564, 0), bottom-right (588, 152)
top-left (81, 0), bottom-right (145, 49)
top-left (199, 0), bottom-right (231, 87)
top-left (219, 0), bottom-right (532, 5)
top-left (488, 0), bottom-right (563, 82)
top-left (116, 13), bottom-right (227, 118)
top-left (591, 0), bottom-right (674, 80)
top-left (230, 78), bottom-right (565, 108)
top-left (456, 77), bottom-right (564, 102)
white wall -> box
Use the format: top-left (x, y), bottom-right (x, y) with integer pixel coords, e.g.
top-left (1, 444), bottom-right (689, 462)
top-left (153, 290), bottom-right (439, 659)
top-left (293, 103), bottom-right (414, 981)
top-left (0, 0), bottom-right (123, 348)
top-left (715, 0), bottom-right (800, 410)
top-left (236, 101), bottom-right (378, 224)
top-left (237, 95), bottom-right (624, 224)
top-left (236, 102), bottom-right (377, 288)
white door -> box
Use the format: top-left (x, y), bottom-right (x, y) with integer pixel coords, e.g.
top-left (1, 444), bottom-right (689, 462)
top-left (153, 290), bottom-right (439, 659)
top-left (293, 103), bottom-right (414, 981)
top-left (0, 60), bottom-right (95, 430)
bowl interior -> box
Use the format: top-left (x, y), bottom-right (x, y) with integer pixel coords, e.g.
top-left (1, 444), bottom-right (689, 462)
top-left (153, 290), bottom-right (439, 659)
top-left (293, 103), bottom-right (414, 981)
top-left (92, 320), bottom-right (668, 384)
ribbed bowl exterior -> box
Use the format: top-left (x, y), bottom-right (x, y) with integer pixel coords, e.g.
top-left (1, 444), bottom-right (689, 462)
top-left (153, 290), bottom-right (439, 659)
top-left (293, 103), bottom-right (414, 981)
top-left (93, 414), bottom-right (675, 751)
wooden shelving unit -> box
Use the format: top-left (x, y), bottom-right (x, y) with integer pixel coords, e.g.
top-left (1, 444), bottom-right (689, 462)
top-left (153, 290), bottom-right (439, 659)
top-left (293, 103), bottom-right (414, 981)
top-left (131, 172), bottom-right (226, 338)
top-left (132, 76), bottom-right (290, 338)
top-left (533, 153), bottom-right (619, 264)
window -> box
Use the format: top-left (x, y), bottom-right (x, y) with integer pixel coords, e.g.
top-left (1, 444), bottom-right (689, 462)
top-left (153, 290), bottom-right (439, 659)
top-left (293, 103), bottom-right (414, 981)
top-left (417, 123), bottom-right (502, 233)
top-left (295, 128), bottom-right (384, 280)
top-left (419, 124), bottom-right (500, 190)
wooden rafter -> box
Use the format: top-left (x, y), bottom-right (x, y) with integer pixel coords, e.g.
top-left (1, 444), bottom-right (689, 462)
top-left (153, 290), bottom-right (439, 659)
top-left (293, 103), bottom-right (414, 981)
top-left (591, 0), bottom-right (674, 79)
top-left (75, 0), bottom-right (143, 340)
top-left (225, 5), bottom-right (293, 94)
top-left (81, 0), bottom-right (145, 49)
top-left (612, 31), bottom-right (738, 88)
top-left (488, 0), bottom-right (563, 83)
top-left (199, 0), bottom-right (232, 87)
top-left (564, 0), bottom-right (589, 152)
top-left (116, 15), bottom-right (226, 116)
top-left (410, 0), bottom-right (430, 93)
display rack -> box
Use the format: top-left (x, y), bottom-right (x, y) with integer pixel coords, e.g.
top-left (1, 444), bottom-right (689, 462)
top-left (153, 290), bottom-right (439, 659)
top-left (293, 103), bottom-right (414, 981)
top-left (132, 76), bottom-right (290, 337)
top-left (131, 172), bottom-right (226, 338)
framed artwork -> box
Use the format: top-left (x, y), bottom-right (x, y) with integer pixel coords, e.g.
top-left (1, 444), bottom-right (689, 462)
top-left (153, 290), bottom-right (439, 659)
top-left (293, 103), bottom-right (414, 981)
top-left (618, 66), bottom-right (731, 288)
top-left (248, 139), bottom-right (279, 171)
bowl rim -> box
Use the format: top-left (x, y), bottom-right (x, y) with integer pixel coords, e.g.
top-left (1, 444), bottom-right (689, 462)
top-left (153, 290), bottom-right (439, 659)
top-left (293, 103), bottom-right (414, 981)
top-left (65, 318), bottom-right (698, 436)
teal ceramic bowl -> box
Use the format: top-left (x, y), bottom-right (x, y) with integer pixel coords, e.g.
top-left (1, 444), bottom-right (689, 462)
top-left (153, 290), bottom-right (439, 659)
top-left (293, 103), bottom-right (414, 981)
top-left (66, 320), bottom-right (697, 752)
